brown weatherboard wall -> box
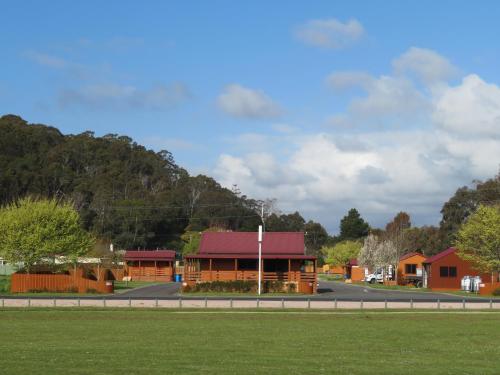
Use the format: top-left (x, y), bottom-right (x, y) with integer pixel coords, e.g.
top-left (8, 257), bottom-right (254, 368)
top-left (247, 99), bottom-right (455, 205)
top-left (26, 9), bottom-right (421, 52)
top-left (398, 253), bottom-right (426, 284)
top-left (125, 261), bottom-right (174, 282)
top-left (350, 266), bottom-right (365, 282)
top-left (10, 273), bottom-right (111, 294)
top-left (425, 251), bottom-right (491, 290)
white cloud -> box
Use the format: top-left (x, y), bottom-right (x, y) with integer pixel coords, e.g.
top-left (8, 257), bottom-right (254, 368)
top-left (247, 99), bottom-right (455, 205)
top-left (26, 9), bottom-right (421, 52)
top-left (348, 75), bottom-right (429, 118)
top-left (393, 47), bottom-right (459, 85)
top-left (217, 84), bottom-right (281, 119)
top-left (433, 74), bottom-right (500, 137)
top-left (326, 71), bottom-right (374, 91)
top-left (24, 50), bottom-right (68, 69)
top-left (59, 82), bottom-right (190, 110)
top-left (213, 48), bottom-right (500, 232)
top-left (295, 18), bottom-right (364, 49)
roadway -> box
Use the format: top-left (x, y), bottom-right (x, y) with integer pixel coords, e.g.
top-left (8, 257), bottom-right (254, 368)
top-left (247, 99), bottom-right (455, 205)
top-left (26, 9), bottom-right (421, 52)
top-left (3, 281), bottom-right (498, 302)
top-left (115, 280), bottom-right (497, 302)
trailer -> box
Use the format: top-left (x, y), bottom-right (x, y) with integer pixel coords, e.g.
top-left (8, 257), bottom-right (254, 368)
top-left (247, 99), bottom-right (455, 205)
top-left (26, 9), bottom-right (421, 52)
top-left (401, 274), bottom-right (423, 288)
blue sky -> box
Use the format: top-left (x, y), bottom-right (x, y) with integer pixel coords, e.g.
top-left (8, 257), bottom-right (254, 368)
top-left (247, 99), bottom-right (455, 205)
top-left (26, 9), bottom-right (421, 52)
top-left (1, 1), bottom-right (500, 233)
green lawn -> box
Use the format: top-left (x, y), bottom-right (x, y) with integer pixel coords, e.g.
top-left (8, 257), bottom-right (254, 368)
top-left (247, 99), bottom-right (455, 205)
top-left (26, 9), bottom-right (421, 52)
top-left (0, 309), bottom-right (499, 374)
top-left (318, 273), bottom-right (343, 281)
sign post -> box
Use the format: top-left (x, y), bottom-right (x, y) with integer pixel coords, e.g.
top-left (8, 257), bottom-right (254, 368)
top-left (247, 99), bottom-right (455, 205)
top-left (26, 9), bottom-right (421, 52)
top-left (258, 225), bottom-right (262, 295)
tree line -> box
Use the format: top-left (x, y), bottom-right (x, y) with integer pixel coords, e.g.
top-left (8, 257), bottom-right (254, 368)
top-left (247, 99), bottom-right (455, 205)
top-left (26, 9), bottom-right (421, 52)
top-left (0, 115), bottom-right (331, 257)
top-left (1, 114), bottom-right (498, 266)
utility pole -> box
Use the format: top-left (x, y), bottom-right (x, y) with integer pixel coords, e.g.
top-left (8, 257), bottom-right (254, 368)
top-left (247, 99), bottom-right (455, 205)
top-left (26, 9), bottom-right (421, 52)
top-left (258, 225), bottom-right (263, 295)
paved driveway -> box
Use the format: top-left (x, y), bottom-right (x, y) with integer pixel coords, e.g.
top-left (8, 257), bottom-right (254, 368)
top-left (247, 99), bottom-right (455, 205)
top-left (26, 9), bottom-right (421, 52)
top-left (113, 280), bottom-right (495, 302)
top-left (118, 282), bottom-right (181, 298)
top-left (316, 280), bottom-right (490, 301)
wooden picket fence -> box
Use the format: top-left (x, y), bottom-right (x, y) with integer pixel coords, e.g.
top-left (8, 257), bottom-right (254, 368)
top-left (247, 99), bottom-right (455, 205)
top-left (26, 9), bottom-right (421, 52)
top-left (10, 273), bottom-right (111, 294)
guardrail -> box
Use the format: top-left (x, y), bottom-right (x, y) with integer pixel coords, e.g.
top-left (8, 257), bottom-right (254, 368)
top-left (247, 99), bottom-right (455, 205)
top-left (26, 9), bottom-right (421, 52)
top-left (1, 297), bottom-right (498, 310)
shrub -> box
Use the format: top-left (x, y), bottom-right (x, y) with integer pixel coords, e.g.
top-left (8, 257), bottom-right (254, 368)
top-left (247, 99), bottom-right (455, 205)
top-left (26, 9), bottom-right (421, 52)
top-left (263, 281), bottom-right (285, 293)
top-left (86, 288), bottom-right (98, 294)
top-left (287, 282), bottom-right (296, 293)
top-left (188, 280), bottom-right (258, 293)
top-left (0, 276), bottom-right (11, 293)
top-left (492, 287), bottom-right (500, 296)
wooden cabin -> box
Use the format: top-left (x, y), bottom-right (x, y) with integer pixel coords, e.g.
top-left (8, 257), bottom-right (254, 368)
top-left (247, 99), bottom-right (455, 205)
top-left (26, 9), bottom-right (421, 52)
top-left (184, 232), bottom-right (317, 293)
top-left (124, 250), bottom-right (176, 282)
top-left (344, 259), bottom-right (366, 282)
top-left (397, 252), bottom-right (426, 286)
top-left (422, 248), bottom-right (491, 290)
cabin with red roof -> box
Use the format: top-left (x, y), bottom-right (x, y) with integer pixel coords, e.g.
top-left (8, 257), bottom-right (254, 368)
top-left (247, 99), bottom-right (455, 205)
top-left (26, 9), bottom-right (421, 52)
top-left (344, 259), bottom-right (366, 282)
top-left (184, 232), bottom-right (317, 293)
top-left (124, 250), bottom-right (176, 282)
top-left (397, 252), bottom-right (426, 286)
top-left (422, 247), bottom-right (491, 290)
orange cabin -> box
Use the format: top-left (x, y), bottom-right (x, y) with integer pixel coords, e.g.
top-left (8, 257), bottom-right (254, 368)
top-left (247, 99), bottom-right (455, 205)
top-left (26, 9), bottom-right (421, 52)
top-left (398, 252), bottom-right (426, 285)
top-left (124, 250), bottom-right (176, 282)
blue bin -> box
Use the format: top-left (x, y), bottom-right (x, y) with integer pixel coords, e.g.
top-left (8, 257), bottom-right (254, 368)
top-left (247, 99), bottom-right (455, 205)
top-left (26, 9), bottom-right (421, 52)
top-left (175, 274), bottom-right (182, 282)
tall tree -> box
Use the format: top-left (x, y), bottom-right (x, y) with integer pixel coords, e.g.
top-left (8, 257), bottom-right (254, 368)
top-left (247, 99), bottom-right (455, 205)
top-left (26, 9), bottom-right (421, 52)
top-left (358, 234), bottom-right (379, 271)
top-left (304, 220), bottom-right (330, 260)
top-left (440, 174), bottom-right (500, 248)
top-left (383, 212), bottom-right (411, 282)
top-left (0, 197), bottom-right (95, 272)
top-left (455, 205), bottom-right (500, 282)
top-left (339, 208), bottom-right (369, 241)
top-left (403, 226), bottom-right (445, 256)
top-left (323, 240), bottom-right (361, 267)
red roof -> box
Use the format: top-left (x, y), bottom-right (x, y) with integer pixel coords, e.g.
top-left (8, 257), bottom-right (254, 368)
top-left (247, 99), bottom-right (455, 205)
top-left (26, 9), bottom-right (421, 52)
top-left (400, 251), bottom-right (425, 261)
top-left (348, 258), bottom-right (358, 266)
top-left (124, 250), bottom-right (176, 261)
top-left (185, 254), bottom-right (316, 260)
top-left (423, 247), bottom-right (456, 264)
top-left (186, 232), bottom-right (312, 259)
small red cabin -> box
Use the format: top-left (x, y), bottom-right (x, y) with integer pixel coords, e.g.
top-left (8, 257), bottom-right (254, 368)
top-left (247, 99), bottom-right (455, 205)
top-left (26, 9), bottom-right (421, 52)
top-left (124, 250), bottom-right (176, 282)
top-left (422, 248), bottom-right (490, 290)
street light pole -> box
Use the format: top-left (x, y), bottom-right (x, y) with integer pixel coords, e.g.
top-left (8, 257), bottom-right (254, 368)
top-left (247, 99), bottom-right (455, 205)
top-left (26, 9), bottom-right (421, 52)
top-left (258, 225), bottom-right (262, 295)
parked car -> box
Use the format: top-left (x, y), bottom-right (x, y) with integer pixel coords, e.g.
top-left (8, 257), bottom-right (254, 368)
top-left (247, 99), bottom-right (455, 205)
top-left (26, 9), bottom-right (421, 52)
top-left (365, 270), bottom-right (384, 284)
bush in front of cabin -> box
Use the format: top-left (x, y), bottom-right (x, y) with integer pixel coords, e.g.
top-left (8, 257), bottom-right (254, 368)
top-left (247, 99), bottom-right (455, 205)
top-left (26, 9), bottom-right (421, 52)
top-left (185, 280), bottom-right (258, 293)
top-left (263, 281), bottom-right (286, 293)
top-left (492, 287), bottom-right (500, 296)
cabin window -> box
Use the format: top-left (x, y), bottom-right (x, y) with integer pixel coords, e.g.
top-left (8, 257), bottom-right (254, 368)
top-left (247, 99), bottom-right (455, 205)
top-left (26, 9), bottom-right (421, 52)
top-left (440, 266), bottom-right (457, 278)
top-left (405, 264), bottom-right (417, 274)
top-left (449, 266), bottom-right (457, 277)
top-left (264, 259), bottom-right (289, 273)
top-left (238, 259), bottom-right (257, 271)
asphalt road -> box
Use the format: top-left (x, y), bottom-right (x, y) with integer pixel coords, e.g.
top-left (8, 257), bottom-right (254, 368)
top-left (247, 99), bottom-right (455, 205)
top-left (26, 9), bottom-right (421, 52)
top-left (316, 281), bottom-right (473, 301)
top-left (3, 280), bottom-right (497, 302)
top-left (119, 283), bottom-right (181, 297)
top-left (110, 280), bottom-right (496, 302)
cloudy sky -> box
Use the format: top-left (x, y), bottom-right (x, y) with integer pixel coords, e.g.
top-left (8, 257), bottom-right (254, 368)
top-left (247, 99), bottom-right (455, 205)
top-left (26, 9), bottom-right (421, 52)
top-left (1, 1), bottom-right (499, 233)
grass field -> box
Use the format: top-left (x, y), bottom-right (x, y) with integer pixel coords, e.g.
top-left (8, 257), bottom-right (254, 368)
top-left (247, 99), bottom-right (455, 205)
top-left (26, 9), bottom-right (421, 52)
top-left (0, 309), bottom-right (499, 374)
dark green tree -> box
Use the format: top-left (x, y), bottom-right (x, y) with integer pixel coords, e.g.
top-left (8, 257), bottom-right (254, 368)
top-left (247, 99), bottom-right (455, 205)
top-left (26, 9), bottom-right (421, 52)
top-left (339, 208), bottom-right (370, 241)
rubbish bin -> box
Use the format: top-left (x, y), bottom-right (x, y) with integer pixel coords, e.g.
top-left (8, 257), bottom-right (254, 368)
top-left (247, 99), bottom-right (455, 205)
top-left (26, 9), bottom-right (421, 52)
top-left (175, 274), bottom-right (182, 282)
top-left (105, 280), bottom-right (114, 293)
